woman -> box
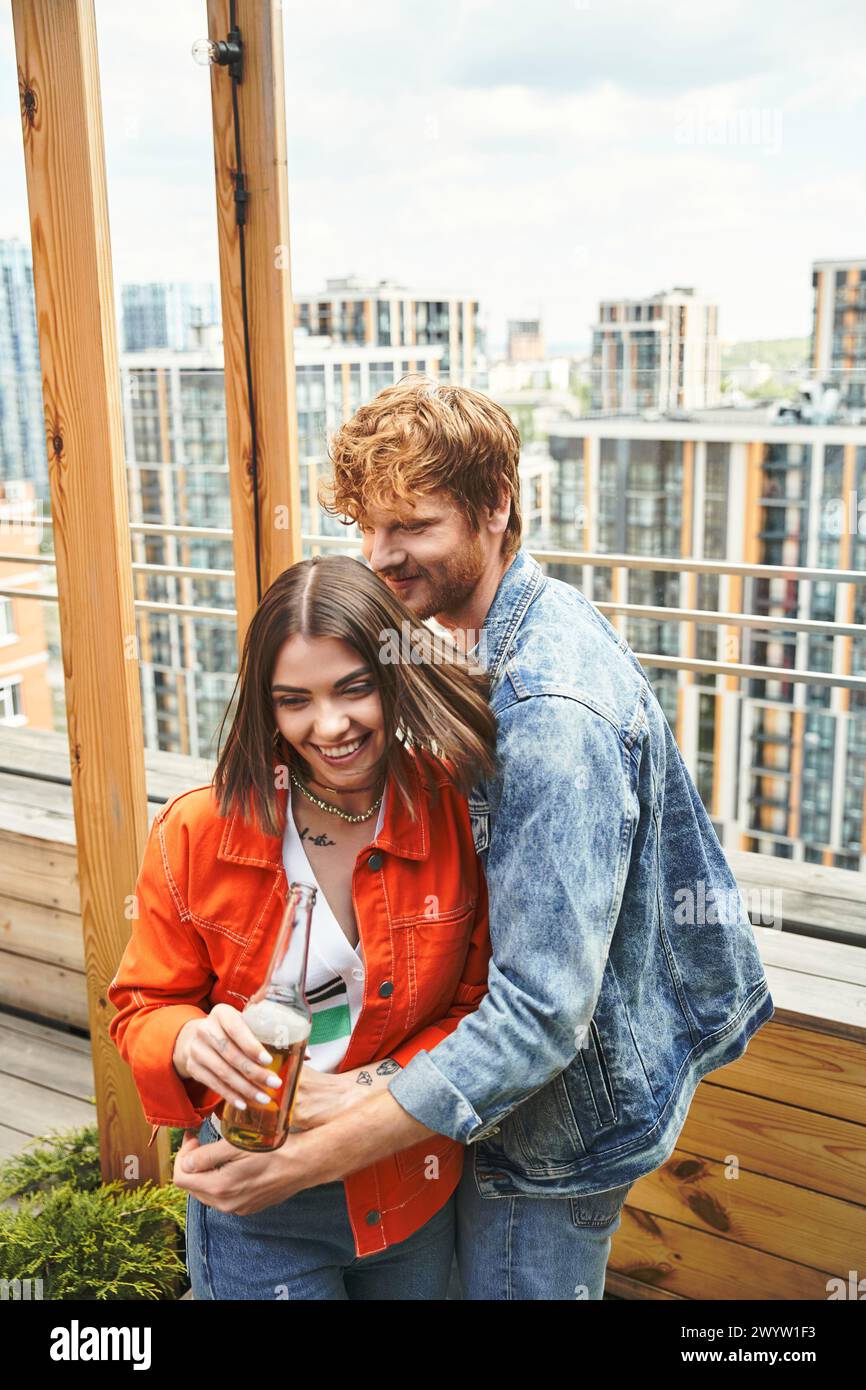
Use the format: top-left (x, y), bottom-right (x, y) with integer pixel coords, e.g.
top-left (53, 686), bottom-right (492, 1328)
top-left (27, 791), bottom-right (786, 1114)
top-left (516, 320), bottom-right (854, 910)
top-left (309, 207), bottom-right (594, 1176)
top-left (108, 554), bottom-right (497, 1299)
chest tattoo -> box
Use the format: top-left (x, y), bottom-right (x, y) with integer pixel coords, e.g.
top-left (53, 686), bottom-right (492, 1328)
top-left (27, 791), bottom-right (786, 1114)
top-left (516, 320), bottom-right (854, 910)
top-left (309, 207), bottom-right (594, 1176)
top-left (299, 825), bottom-right (337, 848)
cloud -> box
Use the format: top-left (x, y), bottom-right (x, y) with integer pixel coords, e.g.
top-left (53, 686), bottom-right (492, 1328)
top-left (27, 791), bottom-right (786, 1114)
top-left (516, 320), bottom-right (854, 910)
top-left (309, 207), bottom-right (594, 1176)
top-left (0, 0), bottom-right (863, 349)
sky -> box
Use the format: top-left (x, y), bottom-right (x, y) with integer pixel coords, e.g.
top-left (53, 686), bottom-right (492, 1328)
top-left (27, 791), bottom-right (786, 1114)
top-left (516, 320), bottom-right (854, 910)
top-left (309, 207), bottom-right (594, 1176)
top-left (1, 0), bottom-right (865, 354)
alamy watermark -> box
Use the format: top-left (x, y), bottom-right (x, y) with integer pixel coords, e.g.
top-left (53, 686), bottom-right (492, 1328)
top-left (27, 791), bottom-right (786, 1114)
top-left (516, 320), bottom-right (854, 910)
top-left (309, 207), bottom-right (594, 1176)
top-left (1, 1276), bottom-right (43, 1299)
top-left (821, 490), bottom-right (866, 536)
top-left (377, 621), bottom-right (491, 668)
top-left (675, 106), bottom-right (783, 156)
top-left (674, 880), bottom-right (783, 930)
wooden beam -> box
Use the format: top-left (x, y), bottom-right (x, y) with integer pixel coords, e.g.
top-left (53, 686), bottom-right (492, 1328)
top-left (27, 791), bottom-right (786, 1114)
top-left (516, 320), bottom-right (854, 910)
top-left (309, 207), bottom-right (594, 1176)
top-left (11, 0), bottom-right (168, 1183)
top-left (206, 0), bottom-right (301, 649)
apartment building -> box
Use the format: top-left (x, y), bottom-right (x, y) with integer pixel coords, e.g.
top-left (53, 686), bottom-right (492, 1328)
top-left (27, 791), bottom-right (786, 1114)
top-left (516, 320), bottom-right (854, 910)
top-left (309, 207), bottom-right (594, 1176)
top-left (0, 480), bottom-right (53, 731)
top-left (547, 410), bottom-right (866, 870)
top-left (121, 282), bottom-right (222, 354)
top-left (811, 259), bottom-right (866, 411)
top-left (507, 318), bottom-right (545, 363)
top-left (294, 276), bottom-right (483, 386)
top-left (0, 240), bottom-right (46, 495)
top-left (590, 286), bottom-right (721, 414)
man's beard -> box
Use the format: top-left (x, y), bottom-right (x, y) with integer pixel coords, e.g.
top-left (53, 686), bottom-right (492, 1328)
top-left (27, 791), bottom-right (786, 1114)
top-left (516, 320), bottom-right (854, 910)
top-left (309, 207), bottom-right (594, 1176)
top-left (409, 534), bottom-right (486, 621)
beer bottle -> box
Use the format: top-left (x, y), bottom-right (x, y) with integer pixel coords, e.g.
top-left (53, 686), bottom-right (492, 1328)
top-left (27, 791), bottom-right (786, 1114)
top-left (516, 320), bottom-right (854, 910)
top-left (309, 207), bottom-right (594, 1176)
top-left (221, 881), bottom-right (317, 1151)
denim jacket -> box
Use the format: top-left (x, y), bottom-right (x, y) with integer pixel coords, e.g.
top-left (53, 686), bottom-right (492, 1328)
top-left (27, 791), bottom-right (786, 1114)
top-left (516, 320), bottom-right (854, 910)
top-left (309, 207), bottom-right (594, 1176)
top-left (388, 545), bottom-right (775, 1196)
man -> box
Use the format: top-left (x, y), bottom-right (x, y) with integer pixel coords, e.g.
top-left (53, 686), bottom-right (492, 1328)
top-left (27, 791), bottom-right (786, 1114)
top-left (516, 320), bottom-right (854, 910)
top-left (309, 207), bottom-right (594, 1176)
top-left (181, 377), bottom-right (774, 1300)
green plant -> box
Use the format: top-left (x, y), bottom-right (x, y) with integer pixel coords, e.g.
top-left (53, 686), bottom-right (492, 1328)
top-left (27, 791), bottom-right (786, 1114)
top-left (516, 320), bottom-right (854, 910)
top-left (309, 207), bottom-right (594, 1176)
top-left (0, 1125), bottom-right (102, 1200)
top-left (0, 1125), bottom-right (189, 1300)
top-left (0, 1124), bottom-right (185, 1201)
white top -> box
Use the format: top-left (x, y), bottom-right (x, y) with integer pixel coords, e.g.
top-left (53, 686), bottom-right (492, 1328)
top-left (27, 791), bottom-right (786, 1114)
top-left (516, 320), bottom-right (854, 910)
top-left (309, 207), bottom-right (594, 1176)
top-left (210, 786), bottom-right (387, 1135)
top-left (281, 783), bottom-right (387, 1073)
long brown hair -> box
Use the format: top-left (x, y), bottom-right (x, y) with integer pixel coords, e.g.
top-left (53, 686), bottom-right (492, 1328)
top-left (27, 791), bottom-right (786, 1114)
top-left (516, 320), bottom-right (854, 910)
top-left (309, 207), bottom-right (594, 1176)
top-left (213, 554), bottom-right (498, 836)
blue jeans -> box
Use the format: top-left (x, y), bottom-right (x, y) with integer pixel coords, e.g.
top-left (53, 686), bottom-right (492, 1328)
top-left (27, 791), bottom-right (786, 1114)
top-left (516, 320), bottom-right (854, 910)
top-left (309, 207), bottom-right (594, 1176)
top-left (453, 1147), bottom-right (632, 1300)
top-left (185, 1115), bottom-right (456, 1300)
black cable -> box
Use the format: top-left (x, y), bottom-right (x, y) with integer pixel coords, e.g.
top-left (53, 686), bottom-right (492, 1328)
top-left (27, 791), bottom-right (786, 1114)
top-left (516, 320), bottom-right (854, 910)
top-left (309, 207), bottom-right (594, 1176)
top-left (228, 0), bottom-right (262, 606)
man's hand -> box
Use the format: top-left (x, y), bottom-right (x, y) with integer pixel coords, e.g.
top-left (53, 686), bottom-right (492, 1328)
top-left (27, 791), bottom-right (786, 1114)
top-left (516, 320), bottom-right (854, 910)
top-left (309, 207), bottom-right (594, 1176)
top-left (172, 1127), bottom-right (328, 1215)
top-left (174, 1089), bottom-right (438, 1211)
top-left (290, 1056), bottom-right (403, 1130)
top-left (289, 1065), bottom-right (355, 1129)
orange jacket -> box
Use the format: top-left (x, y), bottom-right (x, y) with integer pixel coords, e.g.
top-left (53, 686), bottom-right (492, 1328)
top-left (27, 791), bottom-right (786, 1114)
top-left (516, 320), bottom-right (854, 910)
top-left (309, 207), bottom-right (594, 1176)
top-left (107, 743), bottom-right (490, 1257)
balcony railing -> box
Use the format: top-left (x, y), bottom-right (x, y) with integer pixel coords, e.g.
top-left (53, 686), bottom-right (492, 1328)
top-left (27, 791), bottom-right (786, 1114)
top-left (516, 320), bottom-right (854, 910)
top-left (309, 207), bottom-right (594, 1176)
top-left (6, 523), bottom-right (863, 865)
top-left (2, 525), bottom-right (864, 689)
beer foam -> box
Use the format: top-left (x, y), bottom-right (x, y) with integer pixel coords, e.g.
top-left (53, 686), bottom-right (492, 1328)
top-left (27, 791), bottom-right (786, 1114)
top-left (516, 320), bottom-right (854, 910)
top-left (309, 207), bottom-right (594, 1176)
top-left (243, 999), bottom-right (310, 1048)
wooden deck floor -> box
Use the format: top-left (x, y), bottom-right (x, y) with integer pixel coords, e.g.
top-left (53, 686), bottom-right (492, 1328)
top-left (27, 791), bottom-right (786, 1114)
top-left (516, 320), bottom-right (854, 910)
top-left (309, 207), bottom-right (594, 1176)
top-left (0, 1007), bottom-right (95, 1163)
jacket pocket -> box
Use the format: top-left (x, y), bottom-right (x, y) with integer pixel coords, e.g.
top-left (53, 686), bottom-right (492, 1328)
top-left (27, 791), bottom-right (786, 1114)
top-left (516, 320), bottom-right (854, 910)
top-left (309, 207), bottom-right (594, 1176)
top-left (495, 1072), bottom-right (587, 1173)
top-left (491, 1023), bottom-right (620, 1177)
top-left (390, 902), bottom-right (476, 1031)
top-left (579, 1018), bottom-right (618, 1128)
top-left (391, 900), bottom-right (476, 953)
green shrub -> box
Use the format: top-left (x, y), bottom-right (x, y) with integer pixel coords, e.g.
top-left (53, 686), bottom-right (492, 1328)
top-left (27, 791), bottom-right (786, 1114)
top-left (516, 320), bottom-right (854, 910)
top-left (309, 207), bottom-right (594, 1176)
top-left (0, 1125), bottom-right (189, 1300)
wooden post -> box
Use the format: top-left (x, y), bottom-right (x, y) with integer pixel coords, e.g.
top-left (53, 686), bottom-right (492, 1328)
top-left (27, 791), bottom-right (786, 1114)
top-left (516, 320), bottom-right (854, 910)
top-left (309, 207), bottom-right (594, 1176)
top-left (11, 0), bottom-right (169, 1183)
top-left (206, 0), bottom-right (301, 650)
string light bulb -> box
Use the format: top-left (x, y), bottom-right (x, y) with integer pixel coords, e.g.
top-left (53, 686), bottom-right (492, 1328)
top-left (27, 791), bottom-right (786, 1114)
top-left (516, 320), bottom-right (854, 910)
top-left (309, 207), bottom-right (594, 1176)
top-left (191, 38), bottom-right (218, 66)
top-left (191, 30), bottom-right (243, 82)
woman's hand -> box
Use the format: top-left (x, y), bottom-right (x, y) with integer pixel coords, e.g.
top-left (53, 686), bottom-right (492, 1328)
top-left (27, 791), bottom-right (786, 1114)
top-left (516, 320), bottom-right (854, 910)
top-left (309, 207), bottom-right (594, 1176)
top-left (172, 1003), bottom-right (283, 1111)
